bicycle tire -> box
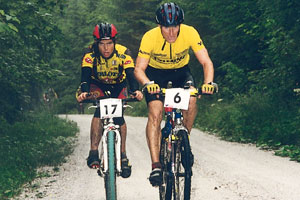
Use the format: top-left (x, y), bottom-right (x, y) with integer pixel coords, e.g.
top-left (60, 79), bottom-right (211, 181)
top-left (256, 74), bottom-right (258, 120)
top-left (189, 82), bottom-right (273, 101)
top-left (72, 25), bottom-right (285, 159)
top-left (104, 130), bottom-right (117, 200)
top-left (177, 130), bottom-right (192, 200)
top-left (159, 136), bottom-right (172, 200)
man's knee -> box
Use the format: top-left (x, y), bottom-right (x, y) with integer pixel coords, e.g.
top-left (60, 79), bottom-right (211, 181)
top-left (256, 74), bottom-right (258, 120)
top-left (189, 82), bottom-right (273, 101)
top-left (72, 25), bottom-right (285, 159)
top-left (91, 117), bottom-right (103, 132)
top-left (148, 102), bottom-right (163, 124)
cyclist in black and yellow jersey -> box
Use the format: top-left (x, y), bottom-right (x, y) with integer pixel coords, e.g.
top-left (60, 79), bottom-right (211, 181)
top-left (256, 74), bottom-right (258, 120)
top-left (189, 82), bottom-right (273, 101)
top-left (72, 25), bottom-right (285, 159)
top-left (77, 23), bottom-right (143, 178)
top-left (134, 2), bottom-right (216, 186)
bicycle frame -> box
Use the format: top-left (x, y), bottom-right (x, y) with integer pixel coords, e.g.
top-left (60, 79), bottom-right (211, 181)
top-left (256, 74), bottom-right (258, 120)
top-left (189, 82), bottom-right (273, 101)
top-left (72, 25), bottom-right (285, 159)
top-left (99, 117), bottom-right (122, 175)
top-left (160, 105), bottom-right (192, 199)
top-left (159, 85), bottom-right (199, 200)
top-left (85, 96), bottom-right (137, 200)
top-left (158, 81), bottom-right (218, 200)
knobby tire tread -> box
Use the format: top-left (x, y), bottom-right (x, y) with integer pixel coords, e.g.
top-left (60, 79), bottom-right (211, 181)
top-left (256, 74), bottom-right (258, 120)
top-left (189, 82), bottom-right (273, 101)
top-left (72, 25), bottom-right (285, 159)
top-left (159, 136), bottom-right (172, 200)
top-left (179, 130), bottom-right (192, 200)
top-left (105, 130), bottom-right (117, 200)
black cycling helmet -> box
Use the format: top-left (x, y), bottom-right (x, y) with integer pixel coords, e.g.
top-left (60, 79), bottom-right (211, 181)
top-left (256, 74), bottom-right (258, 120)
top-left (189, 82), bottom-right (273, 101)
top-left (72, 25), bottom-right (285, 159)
top-left (155, 2), bottom-right (184, 27)
top-left (93, 23), bottom-right (118, 41)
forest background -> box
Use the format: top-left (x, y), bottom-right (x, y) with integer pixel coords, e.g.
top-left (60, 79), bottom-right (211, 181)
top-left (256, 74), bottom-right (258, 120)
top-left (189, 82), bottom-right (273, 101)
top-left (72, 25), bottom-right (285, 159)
top-left (0, 0), bottom-right (300, 198)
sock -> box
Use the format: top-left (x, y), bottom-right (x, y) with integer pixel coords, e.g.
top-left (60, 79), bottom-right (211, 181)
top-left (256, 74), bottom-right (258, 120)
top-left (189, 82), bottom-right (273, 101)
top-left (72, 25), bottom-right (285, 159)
top-left (121, 152), bottom-right (127, 159)
top-left (152, 162), bottom-right (162, 169)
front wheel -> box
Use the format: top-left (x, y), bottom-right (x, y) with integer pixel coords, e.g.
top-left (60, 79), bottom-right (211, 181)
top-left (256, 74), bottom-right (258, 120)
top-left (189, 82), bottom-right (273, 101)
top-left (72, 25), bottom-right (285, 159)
top-left (159, 136), bottom-right (172, 200)
top-left (175, 130), bottom-right (192, 200)
top-left (104, 130), bottom-right (117, 200)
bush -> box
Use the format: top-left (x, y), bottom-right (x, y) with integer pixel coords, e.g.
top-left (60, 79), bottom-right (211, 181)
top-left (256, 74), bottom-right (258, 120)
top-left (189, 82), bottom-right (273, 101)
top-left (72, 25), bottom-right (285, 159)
top-left (0, 111), bottom-right (78, 199)
top-left (195, 92), bottom-right (300, 160)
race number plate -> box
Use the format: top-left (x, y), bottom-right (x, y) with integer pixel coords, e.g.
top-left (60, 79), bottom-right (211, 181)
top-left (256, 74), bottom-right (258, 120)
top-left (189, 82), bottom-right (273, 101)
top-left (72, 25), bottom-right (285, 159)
top-left (99, 98), bottom-right (122, 119)
top-left (164, 88), bottom-right (190, 110)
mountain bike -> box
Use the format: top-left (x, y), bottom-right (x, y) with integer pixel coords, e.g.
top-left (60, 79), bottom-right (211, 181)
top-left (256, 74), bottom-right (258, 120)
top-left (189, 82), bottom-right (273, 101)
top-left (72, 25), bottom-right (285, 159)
top-left (159, 82), bottom-right (218, 200)
top-left (84, 95), bottom-right (137, 200)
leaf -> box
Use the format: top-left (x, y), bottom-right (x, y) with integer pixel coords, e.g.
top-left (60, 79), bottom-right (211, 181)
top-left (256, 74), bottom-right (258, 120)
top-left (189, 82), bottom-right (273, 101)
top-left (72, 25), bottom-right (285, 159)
top-left (5, 14), bottom-right (12, 21)
top-left (8, 23), bottom-right (18, 32)
top-left (0, 22), bottom-right (8, 33)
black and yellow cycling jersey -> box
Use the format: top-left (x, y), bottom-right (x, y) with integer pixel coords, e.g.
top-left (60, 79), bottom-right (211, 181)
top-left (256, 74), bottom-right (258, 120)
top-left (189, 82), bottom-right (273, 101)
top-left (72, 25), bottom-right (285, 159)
top-left (82, 44), bottom-right (134, 84)
top-left (138, 24), bottom-right (205, 69)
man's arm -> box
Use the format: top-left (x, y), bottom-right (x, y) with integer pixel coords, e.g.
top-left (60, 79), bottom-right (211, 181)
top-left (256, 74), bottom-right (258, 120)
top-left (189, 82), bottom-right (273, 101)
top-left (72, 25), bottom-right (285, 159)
top-left (134, 56), bottom-right (151, 86)
top-left (194, 48), bottom-right (214, 84)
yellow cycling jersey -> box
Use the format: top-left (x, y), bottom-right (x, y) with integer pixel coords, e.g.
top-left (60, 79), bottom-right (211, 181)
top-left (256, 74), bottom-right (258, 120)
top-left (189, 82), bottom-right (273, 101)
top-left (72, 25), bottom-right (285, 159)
top-left (82, 44), bottom-right (134, 84)
top-left (138, 24), bottom-right (205, 69)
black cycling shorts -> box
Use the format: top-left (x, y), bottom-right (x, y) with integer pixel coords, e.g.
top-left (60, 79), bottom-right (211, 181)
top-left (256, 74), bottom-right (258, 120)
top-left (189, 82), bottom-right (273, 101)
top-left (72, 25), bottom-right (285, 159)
top-left (144, 65), bottom-right (195, 104)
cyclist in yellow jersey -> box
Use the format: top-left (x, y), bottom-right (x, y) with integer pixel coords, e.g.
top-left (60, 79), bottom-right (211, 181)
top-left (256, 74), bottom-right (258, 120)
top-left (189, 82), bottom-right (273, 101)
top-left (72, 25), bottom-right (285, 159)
top-left (138, 24), bottom-right (205, 70)
top-left (134, 2), bottom-right (215, 186)
top-left (77, 23), bottom-right (143, 178)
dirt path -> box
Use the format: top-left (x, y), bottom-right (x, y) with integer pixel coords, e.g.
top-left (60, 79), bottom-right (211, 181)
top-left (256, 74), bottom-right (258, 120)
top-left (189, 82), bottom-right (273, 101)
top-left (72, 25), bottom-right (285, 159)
top-left (17, 115), bottom-right (300, 200)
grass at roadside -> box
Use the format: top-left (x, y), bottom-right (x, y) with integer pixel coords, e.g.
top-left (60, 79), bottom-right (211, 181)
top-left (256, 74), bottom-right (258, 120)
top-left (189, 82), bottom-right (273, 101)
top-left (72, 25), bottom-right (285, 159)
top-left (0, 111), bottom-right (78, 199)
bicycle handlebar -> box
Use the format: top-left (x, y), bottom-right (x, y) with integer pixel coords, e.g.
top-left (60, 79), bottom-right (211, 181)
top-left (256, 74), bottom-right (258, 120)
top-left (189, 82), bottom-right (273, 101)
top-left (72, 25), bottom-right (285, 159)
top-left (147, 81), bottom-right (218, 96)
top-left (79, 90), bottom-right (139, 104)
top-left (81, 97), bottom-right (139, 104)
top-left (160, 85), bottom-right (218, 96)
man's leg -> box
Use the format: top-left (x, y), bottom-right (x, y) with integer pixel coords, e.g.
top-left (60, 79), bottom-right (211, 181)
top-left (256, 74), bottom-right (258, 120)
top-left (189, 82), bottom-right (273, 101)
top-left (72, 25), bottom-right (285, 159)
top-left (182, 96), bottom-right (197, 166)
top-left (119, 122), bottom-right (132, 178)
top-left (146, 100), bottom-right (163, 163)
top-left (90, 117), bottom-right (103, 150)
top-left (182, 96), bottom-right (197, 133)
top-left (87, 117), bottom-right (103, 168)
top-left (147, 100), bottom-right (164, 186)
top-left (120, 122), bottom-right (127, 154)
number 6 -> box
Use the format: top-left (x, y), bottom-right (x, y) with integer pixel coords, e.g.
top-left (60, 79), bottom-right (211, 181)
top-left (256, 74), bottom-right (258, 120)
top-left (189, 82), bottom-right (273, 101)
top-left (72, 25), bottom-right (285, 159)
top-left (174, 92), bottom-right (181, 103)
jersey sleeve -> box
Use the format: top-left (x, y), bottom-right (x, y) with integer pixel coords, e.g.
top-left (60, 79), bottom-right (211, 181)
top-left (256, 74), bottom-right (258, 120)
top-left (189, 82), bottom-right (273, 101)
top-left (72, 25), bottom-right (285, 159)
top-left (189, 27), bottom-right (205, 53)
top-left (81, 53), bottom-right (94, 68)
top-left (115, 44), bottom-right (134, 69)
top-left (137, 31), bottom-right (152, 59)
top-left (123, 54), bottom-right (134, 69)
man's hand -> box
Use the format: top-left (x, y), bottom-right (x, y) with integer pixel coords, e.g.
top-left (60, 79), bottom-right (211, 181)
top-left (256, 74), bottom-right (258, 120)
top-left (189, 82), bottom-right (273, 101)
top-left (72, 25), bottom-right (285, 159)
top-left (77, 92), bottom-right (88, 102)
top-left (201, 83), bottom-right (215, 94)
top-left (143, 81), bottom-right (160, 94)
top-left (131, 90), bottom-right (144, 101)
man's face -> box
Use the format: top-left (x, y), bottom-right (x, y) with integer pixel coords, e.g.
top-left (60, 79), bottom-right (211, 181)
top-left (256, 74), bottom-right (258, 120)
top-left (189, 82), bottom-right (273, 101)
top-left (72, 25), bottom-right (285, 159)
top-left (98, 39), bottom-right (114, 58)
top-left (160, 25), bottom-right (180, 43)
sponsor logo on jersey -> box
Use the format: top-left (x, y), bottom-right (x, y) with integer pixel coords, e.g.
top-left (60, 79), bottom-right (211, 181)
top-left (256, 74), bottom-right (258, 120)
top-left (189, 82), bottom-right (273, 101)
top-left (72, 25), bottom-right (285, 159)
top-left (112, 60), bottom-right (117, 65)
top-left (153, 53), bottom-right (167, 57)
top-left (98, 71), bottom-right (118, 77)
top-left (124, 60), bottom-right (132, 65)
top-left (153, 55), bottom-right (186, 64)
top-left (85, 57), bottom-right (93, 64)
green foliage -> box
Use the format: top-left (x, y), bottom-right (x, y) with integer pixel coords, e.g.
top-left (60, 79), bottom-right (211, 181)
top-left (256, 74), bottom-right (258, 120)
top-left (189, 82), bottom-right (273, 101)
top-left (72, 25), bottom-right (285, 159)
top-left (109, 0), bottom-right (161, 56)
top-left (182, 0), bottom-right (300, 162)
top-left (275, 145), bottom-right (300, 162)
top-left (195, 93), bottom-right (300, 161)
top-left (0, 0), bottom-right (65, 121)
top-left (125, 99), bottom-right (148, 117)
top-left (0, 111), bottom-right (78, 199)
top-left (218, 62), bottom-right (248, 98)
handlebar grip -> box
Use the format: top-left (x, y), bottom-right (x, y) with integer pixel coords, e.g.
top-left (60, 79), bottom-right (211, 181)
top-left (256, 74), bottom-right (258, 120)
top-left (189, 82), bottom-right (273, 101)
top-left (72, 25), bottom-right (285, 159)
top-left (123, 98), bottom-right (139, 103)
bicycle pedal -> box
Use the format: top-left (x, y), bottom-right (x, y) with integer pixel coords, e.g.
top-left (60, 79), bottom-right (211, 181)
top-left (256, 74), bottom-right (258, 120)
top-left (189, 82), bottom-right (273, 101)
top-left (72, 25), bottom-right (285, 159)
top-left (97, 169), bottom-right (103, 177)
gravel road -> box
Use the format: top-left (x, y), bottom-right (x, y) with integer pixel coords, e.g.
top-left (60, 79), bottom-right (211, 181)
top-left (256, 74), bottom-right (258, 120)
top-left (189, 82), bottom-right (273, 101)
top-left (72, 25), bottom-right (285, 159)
top-left (17, 115), bottom-right (300, 200)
